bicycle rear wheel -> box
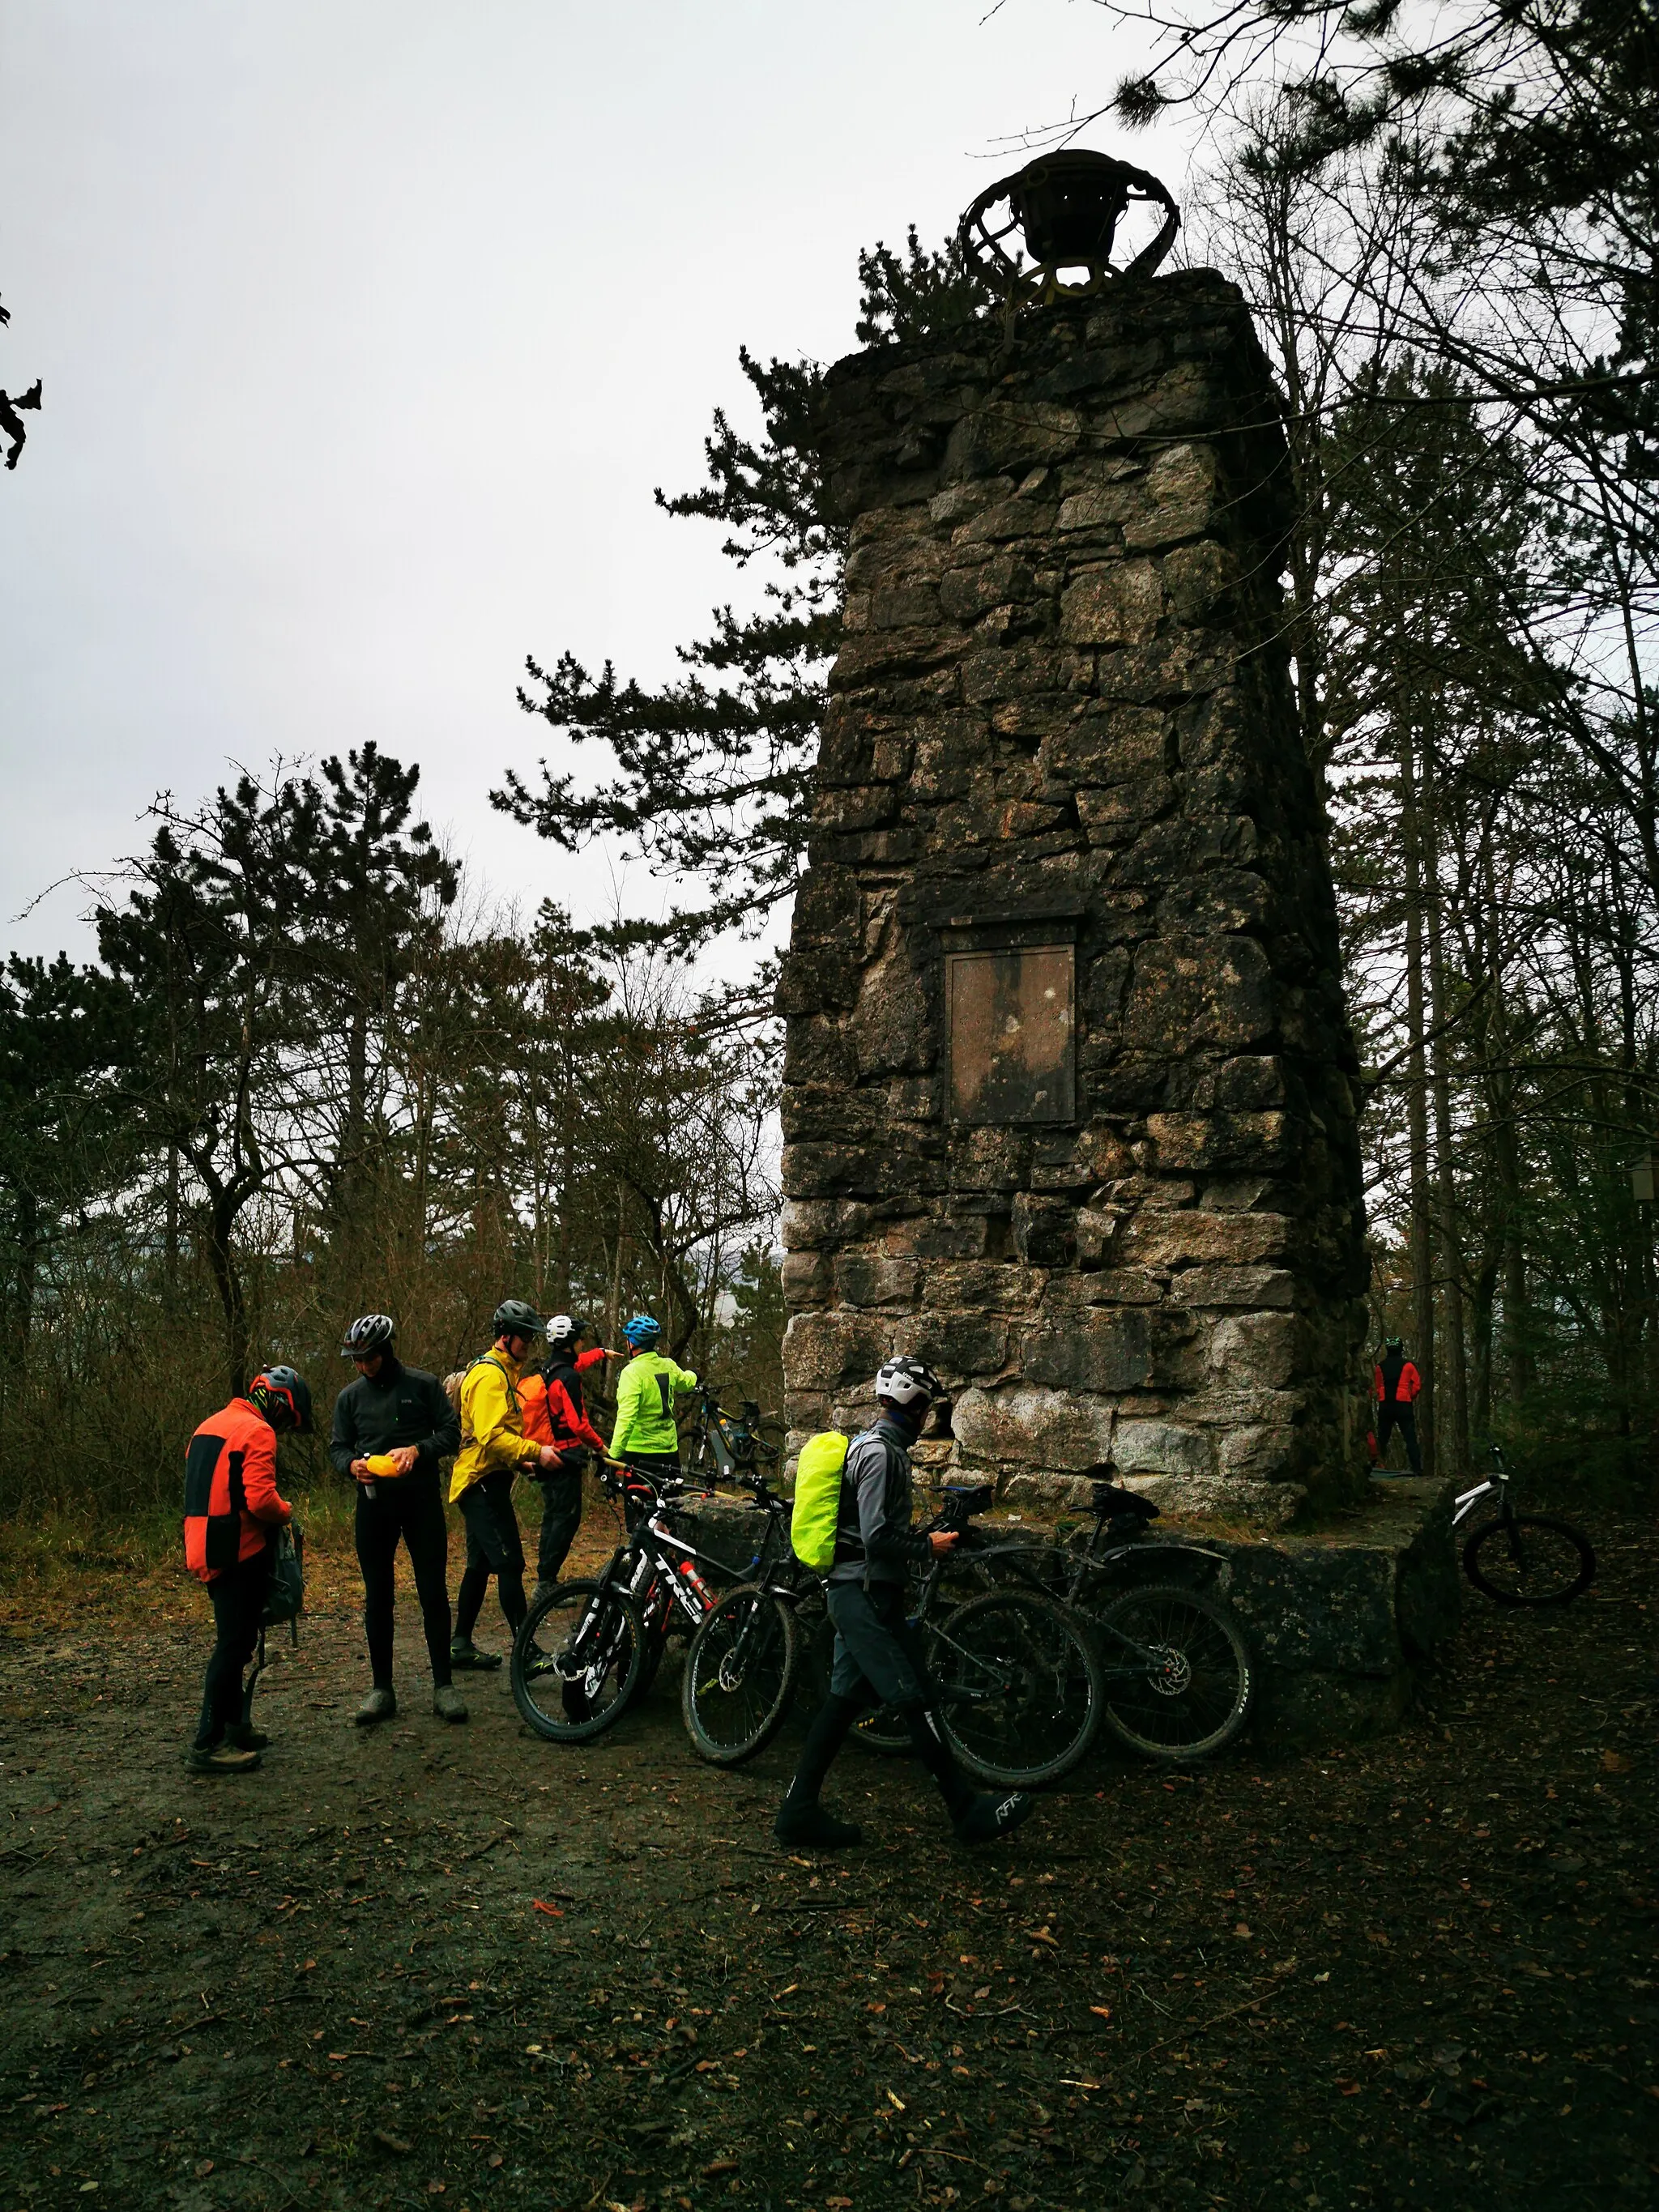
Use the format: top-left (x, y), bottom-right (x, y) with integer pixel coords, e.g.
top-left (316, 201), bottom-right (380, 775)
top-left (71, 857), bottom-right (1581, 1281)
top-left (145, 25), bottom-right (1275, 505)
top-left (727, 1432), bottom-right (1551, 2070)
top-left (1462, 1515), bottom-right (1596, 1605)
top-left (682, 1587), bottom-right (800, 1765)
top-left (512, 1579), bottom-right (645, 1742)
top-left (1093, 1583), bottom-right (1253, 1763)
top-left (930, 1590), bottom-right (1103, 1787)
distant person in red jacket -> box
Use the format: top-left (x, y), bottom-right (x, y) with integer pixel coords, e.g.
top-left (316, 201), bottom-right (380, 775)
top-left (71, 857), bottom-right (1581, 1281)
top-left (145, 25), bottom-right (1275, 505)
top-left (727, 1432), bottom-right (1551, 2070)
top-left (1373, 1337), bottom-right (1423, 1475)
top-left (519, 1315), bottom-right (616, 1598)
top-left (182, 1366), bottom-right (310, 1774)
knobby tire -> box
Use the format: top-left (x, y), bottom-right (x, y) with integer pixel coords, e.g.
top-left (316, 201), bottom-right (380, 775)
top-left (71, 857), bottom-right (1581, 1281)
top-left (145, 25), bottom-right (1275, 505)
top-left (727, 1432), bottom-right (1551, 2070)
top-left (510, 1578), bottom-right (646, 1743)
top-left (1462, 1514), bottom-right (1596, 1605)
top-left (681, 1585), bottom-right (800, 1765)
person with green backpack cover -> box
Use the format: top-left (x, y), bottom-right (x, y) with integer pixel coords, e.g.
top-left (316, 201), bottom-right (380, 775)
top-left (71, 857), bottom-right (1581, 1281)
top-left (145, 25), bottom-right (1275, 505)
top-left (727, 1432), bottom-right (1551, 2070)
top-left (776, 1355), bottom-right (1036, 1852)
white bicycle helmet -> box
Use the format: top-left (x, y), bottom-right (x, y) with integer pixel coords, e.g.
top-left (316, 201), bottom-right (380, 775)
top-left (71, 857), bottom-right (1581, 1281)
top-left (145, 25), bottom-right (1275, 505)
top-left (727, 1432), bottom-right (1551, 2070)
top-left (547, 1314), bottom-right (583, 1345)
top-left (875, 1355), bottom-right (940, 1407)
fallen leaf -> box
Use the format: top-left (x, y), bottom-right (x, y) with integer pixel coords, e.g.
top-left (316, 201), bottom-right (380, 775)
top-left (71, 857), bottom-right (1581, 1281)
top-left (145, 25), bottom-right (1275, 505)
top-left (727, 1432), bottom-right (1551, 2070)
top-left (703, 2160), bottom-right (739, 2177)
top-left (1601, 1751), bottom-right (1632, 1773)
top-left (194, 2163), bottom-right (214, 2180)
top-left (1232, 1924), bottom-right (1252, 1939)
top-left (886, 2089), bottom-right (906, 2111)
top-left (1337, 2080), bottom-right (1362, 2096)
top-left (373, 2133), bottom-right (412, 2158)
top-left (531, 1899), bottom-right (565, 1916)
top-left (1090, 2005), bottom-right (1112, 2021)
top-left (487, 2153), bottom-right (503, 2170)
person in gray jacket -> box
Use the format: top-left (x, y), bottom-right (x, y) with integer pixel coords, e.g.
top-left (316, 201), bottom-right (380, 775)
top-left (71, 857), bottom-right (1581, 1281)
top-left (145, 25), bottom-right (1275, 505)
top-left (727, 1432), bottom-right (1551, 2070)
top-left (775, 1355), bottom-right (1035, 1851)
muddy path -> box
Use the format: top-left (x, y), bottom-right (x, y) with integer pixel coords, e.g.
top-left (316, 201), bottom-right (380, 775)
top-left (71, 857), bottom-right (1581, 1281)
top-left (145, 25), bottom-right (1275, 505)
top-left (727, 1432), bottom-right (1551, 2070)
top-left (1, 1509), bottom-right (1655, 2212)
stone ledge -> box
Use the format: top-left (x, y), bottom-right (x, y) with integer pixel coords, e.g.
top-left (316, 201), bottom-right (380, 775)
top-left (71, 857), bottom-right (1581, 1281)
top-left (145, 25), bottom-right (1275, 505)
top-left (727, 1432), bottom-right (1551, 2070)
top-left (679, 1475), bottom-right (1459, 1758)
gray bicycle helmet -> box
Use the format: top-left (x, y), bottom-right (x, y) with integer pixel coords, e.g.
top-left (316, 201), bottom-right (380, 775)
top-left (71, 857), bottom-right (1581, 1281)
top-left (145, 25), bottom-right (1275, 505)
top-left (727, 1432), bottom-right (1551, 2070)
top-left (492, 1298), bottom-right (546, 1340)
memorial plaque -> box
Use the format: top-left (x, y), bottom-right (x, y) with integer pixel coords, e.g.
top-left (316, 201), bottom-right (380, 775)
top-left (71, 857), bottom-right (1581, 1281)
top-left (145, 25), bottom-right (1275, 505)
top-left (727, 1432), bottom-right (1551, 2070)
top-left (947, 944), bottom-right (1075, 1124)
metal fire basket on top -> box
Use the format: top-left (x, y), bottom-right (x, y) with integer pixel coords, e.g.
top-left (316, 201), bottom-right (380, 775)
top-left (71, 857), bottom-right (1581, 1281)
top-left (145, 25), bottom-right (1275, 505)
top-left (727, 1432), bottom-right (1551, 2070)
top-left (958, 148), bottom-right (1180, 303)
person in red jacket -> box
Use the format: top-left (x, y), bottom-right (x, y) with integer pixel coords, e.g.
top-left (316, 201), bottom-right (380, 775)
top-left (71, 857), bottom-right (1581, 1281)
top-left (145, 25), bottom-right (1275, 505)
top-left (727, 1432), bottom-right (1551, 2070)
top-left (1373, 1337), bottom-right (1423, 1475)
top-left (182, 1366), bottom-right (310, 1774)
top-left (519, 1315), bottom-right (615, 1598)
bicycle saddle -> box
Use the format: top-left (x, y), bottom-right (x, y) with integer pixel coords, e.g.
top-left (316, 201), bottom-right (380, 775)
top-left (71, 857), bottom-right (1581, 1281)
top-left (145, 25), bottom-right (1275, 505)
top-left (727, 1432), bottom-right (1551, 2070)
top-left (942, 1483), bottom-right (995, 1519)
top-left (1090, 1480), bottom-right (1160, 1520)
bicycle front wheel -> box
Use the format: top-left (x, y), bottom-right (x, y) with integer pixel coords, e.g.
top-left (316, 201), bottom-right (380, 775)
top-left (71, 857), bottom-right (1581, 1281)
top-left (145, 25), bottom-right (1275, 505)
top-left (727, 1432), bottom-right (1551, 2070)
top-left (512, 1579), bottom-right (645, 1742)
top-left (1462, 1515), bottom-right (1596, 1605)
top-left (1093, 1583), bottom-right (1253, 1763)
top-left (930, 1590), bottom-right (1103, 1787)
top-left (681, 1587), bottom-right (800, 1765)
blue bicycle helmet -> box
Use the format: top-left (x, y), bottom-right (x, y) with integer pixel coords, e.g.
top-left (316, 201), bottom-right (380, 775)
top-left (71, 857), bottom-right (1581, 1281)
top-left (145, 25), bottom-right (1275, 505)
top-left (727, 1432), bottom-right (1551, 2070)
top-left (622, 1313), bottom-right (661, 1349)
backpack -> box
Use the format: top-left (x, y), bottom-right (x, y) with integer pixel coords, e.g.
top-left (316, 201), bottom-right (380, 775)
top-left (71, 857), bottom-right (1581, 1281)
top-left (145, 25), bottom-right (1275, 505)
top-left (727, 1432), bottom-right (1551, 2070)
top-left (262, 1521), bottom-right (305, 1629)
top-left (790, 1431), bottom-right (851, 1571)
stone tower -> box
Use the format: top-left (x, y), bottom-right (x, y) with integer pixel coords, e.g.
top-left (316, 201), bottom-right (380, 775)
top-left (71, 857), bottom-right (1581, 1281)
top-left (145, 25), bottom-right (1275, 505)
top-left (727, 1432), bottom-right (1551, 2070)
top-left (777, 269), bottom-right (1370, 1526)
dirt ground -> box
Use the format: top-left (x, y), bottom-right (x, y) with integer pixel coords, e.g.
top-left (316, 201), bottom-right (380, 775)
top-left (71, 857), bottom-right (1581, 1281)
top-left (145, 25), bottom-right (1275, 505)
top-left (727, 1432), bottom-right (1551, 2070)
top-left (2, 1497), bottom-right (1655, 2212)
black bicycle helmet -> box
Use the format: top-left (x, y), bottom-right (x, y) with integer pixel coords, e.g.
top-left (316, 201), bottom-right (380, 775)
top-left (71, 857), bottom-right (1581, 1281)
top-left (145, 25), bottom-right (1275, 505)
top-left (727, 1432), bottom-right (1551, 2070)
top-left (249, 1366), bottom-right (314, 1434)
top-left (340, 1312), bottom-right (395, 1359)
top-left (492, 1298), bottom-right (546, 1340)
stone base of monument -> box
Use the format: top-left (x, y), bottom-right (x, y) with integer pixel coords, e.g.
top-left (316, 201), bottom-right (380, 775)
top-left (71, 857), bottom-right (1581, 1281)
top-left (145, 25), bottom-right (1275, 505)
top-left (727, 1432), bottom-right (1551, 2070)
top-left (675, 1473), bottom-right (1459, 1761)
top-left (1174, 1475), bottom-right (1461, 1755)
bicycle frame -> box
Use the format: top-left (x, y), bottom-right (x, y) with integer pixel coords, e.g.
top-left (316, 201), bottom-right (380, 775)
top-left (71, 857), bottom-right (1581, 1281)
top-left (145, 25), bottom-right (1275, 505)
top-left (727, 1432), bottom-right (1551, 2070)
top-left (1452, 1444), bottom-right (1510, 1531)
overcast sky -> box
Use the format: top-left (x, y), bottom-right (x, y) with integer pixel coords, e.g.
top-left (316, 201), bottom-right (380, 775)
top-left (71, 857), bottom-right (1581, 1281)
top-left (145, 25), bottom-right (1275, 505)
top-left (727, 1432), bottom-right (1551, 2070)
top-left (0, 0), bottom-right (1192, 969)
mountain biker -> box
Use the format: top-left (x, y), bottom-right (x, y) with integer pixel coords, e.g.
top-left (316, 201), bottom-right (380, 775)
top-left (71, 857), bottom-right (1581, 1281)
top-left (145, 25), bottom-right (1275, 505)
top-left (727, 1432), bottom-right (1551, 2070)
top-left (449, 1301), bottom-right (567, 1669)
top-left (182, 1366), bottom-right (307, 1775)
top-left (1374, 1336), bottom-right (1424, 1475)
top-left (520, 1314), bottom-right (614, 1600)
top-left (609, 1314), bottom-right (697, 1481)
top-left (775, 1356), bottom-right (1036, 1852)
top-left (330, 1312), bottom-right (466, 1727)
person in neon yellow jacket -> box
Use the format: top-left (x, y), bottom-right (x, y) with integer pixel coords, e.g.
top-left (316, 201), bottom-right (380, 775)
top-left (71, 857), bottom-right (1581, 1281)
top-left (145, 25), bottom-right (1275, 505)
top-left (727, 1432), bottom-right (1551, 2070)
top-left (446, 1299), bottom-right (563, 1670)
top-left (610, 1313), bottom-right (697, 1473)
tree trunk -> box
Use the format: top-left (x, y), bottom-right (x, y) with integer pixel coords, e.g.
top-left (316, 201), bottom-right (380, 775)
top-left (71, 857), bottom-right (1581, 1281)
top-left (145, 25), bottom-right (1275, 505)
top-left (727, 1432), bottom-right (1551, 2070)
top-left (1422, 733), bottom-right (1469, 1474)
top-left (1401, 722), bottom-right (1437, 1473)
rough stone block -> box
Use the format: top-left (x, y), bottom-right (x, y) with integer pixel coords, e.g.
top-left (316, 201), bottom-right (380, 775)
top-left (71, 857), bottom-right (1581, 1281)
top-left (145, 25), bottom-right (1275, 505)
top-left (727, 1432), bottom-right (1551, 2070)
top-left (781, 1251), bottom-right (832, 1307)
top-left (1124, 936), bottom-right (1276, 1053)
top-left (953, 1383), bottom-right (1116, 1468)
top-left (1060, 559), bottom-right (1163, 646)
top-left (906, 1310), bottom-right (1010, 1379)
top-left (781, 1309), bottom-right (896, 1389)
top-left (834, 1255), bottom-right (921, 1308)
top-left (1122, 1210), bottom-right (1292, 1268)
top-left (1114, 1420), bottom-right (1216, 1477)
top-left (1122, 443), bottom-right (1218, 548)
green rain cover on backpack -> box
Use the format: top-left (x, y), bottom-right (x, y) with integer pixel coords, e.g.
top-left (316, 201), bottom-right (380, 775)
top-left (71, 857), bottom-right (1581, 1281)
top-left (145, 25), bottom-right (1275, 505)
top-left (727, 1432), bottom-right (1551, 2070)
top-left (790, 1431), bottom-right (850, 1571)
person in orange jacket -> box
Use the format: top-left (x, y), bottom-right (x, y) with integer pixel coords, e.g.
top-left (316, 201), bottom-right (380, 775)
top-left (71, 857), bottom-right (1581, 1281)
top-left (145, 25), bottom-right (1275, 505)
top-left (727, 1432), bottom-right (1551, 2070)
top-left (1373, 1336), bottom-right (1423, 1475)
top-left (182, 1366), bottom-right (310, 1774)
top-left (519, 1314), bottom-right (616, 1598)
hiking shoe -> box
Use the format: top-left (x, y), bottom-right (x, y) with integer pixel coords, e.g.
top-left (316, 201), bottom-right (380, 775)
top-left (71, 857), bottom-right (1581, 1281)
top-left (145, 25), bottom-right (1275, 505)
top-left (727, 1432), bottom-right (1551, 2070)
top-left (774, 1801), bottom-right (864, 1850)
top-left (354, 1686), bottom-right (397, 1726)
top-left (224, 1722), bottom-right (272, 1751)
top-left (449, 1638), bottom-right (502, 1672)
top-left (186, 1742), bottom-right (262, 1775)
top-left (432, 1684), bottom-right (468, 1724)
top-left (953, 1789), bottom-right (1036, 1845)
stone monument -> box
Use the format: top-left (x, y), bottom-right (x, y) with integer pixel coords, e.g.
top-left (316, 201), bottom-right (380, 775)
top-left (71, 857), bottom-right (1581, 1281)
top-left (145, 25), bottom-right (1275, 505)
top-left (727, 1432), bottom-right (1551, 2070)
top-left (777, 156), bottom-right (1371, 1530)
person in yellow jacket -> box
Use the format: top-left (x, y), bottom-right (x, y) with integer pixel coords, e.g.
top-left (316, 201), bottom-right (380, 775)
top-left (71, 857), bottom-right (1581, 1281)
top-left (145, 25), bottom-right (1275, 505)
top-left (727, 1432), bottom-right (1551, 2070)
top-left (610, 1313), bottom-right (697, 1477)
top-left (448, 1299), bottom-right (564, 1669)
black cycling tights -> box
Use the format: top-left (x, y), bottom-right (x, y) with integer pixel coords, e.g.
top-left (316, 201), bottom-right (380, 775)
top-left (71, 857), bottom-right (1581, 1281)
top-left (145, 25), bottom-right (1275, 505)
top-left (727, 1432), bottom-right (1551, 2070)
top-left (355, 1473), bottom-right (454, 1689)
top-left (787, 1686), bottom-right (973, 1820)
top-left (454, 1470), bottom-right (527, 1643)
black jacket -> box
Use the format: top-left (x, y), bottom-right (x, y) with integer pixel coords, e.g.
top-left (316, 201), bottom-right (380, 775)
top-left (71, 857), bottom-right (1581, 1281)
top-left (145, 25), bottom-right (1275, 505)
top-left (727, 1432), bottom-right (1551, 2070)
top-left (329, 1359), bottom-right (459, 1480)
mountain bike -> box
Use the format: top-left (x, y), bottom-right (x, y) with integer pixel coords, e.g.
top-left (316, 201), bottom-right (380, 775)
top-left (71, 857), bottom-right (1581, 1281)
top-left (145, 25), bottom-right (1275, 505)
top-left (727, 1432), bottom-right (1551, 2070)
top-left (1044, 1482), bottom-right (1255, 1762)
top-left (691, 1478), bottom-right (1104, 1786)
top-left (680, 1385), bottom-right (786, 1486)
top-left (1454, 1443), bottom-right (1596, 1605)
top-left (510, 1459), bottom-right (729, 1743)
top-left (846, 1480), bottom-right (1252, 1768)
top-left (680, 1468), bottom-right (812, 1765)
